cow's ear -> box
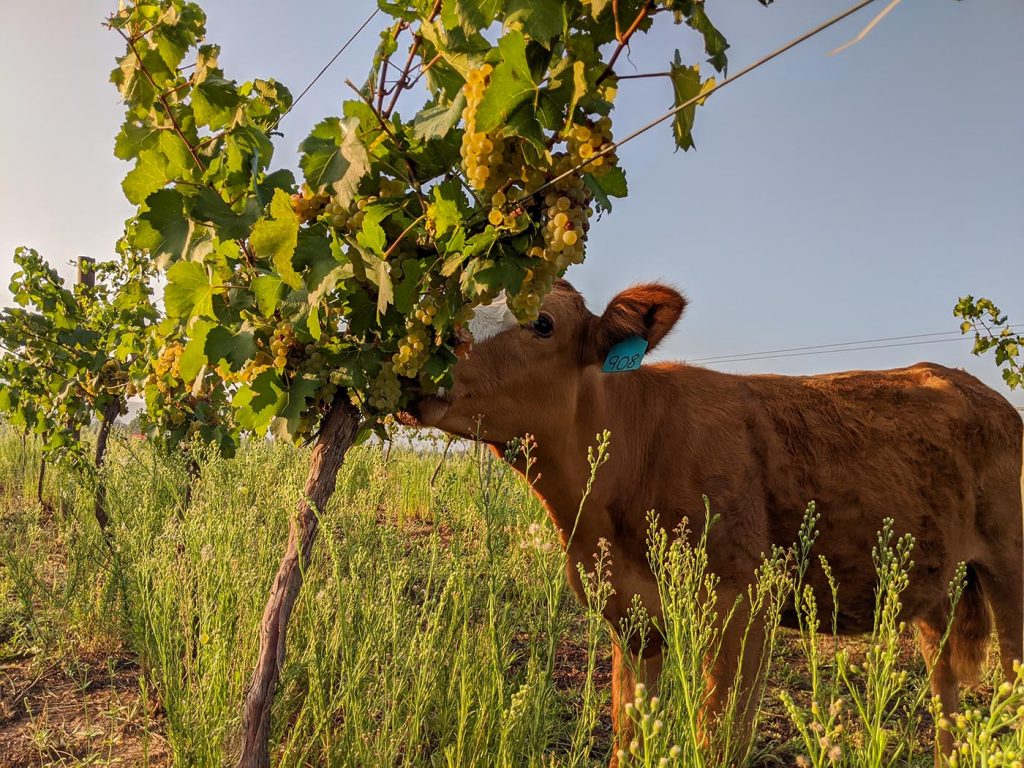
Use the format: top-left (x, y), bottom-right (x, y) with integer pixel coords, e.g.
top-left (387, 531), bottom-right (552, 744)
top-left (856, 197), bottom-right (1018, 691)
top-left (587, 284), bottom-right (686, 362)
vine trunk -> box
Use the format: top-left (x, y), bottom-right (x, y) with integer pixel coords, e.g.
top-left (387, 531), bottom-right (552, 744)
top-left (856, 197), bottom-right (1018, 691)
top-left (238, 398), bottom-right (361, 768)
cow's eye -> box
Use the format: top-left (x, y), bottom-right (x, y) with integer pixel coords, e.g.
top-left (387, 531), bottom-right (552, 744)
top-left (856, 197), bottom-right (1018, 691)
top-left (532, 314), bottom-right (555, 338)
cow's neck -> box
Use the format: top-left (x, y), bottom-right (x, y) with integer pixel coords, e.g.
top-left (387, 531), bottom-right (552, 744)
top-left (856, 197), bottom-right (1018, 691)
top-left (502, 366), bottom-right (665, 546)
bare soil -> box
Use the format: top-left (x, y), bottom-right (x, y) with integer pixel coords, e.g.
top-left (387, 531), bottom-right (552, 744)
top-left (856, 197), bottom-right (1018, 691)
top-left (0, 650), bottom-right (169, 768)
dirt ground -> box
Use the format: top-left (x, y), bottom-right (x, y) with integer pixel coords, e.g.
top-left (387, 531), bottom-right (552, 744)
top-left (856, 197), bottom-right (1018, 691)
top-left (0, 650), bottom-right (169, 768)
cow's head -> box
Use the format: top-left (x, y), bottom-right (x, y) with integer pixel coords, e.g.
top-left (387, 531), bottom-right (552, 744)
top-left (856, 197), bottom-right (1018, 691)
top-left (411, 281), bottom-right (686, 443)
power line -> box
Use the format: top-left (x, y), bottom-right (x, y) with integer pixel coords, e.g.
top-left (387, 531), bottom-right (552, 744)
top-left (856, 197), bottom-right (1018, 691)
top-left (271, 8), bottom-right (381, 131)
top-left (691, 330), bottom-right (967, 363)
top-left (528, 0), bottom-right (880, 202)
top-left (694, 335), bottom-right (974, 365)
top-left (690, 325), bottom-right (1022, 365)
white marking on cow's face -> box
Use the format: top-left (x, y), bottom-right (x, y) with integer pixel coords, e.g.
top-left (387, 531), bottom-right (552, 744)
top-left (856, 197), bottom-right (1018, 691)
top-left (468, 292), bottom-right (517, 344)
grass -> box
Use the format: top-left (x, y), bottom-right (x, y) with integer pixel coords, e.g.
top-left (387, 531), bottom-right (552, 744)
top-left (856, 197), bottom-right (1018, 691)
top-left (0, 425), bottom-right (1021, 767)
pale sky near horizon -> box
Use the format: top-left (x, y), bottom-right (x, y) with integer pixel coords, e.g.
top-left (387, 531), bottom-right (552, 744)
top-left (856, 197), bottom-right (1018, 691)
top-left (1, 0), bottom-right (1021, 406)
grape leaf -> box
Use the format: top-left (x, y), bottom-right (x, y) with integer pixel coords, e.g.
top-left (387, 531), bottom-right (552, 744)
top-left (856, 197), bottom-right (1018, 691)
top-left (135, 189), bottom-right (193, 264)
top-left (179, 318), bottom-right (215, 381)
top-left (193, 75), bottom-right (240, 129)
top-left (164, 261), bottom-right (221, 319)
top-left (234, 369), bottom-right (284, 433)
top-left (428, 189), bottom-right (460, 238)
top-left (668, 52), bottom-right (714, 152)
top-left (122, 149), bottom-right (168, 205)
top-left (584, 166), bottom-right (628, 213)
top-left (299, 117), bottom-right (371, 208)
top-left (157, 132), bottom-right (197, 180)
top-left (413, 92), bottom-right (467, 141)
top-left (299, 118), bottom-right (349, 187)
top-left (371, 259), bottom-right (394, 315)
top-left (504, 0), bottom-right (564, 44)
top-left (589, 0), bottom-right (612, 19)
top-left (273, 376), bottom-right (321, 440)
top-left (190, 188), bottom-right (257, 239)
top-left (682, 2), bottom-right (730, 73)
top-left (393, 259), bottom-right (428, 313)
top-left (114, 122), bottom-right (158, 161)
top-left (250, 189), bottom-right (301, 289)
top-left (440, 0), bottom-right (501, 34)
top-left (475, 31), bottom-right (538, 132)
top-left (251, 275), bottom-right (283, 318)
top-left (206, 327), bottom-right (256, 369)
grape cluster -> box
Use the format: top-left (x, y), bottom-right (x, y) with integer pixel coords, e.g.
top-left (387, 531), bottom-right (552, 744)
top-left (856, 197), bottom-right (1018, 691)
top-left (270, 322), bottom-right (294, 369)
top-left (322, 196), bottom-right (352, 229)
top-left (507, 264), bottom-right (556, 321)
top-left (378, 178), bottom-right (407, 198)
top-left (484, 188), bottom-right (522, 229)
top-left (291, 186), bottom-right (329, 224)
top-left (540, 180), bottom-right (590, 268)
top-left (151, 342), bottom-right (184, 392)
top-left (566, 118), bottom-right (617, 177)
top-left (461, 65), bottom-right (518, 195)
top-left (507, 157), bottom-right (593, 321)
top-left (413, 294), bottom-right (440, 326)
top-left (368, 365), bottom-right (402, 413)
top-left (237, 357), bottom-right (272, 384)
top-left (393, 319), bottom-right (431, 378)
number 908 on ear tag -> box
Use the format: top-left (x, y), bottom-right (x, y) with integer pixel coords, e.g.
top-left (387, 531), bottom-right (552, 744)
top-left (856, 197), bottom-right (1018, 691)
top-left (602, 337), bottom-right (648, 373)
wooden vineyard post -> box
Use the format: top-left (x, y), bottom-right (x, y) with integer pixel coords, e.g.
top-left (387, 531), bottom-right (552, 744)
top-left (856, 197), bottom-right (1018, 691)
top-left (93, 398), bottom-right (120, 532)
top-left (238, 398), bottom-right (360, 768)
top-left (36, 456), bottom-right (46, 506)
top-left (76, 255), bottom-right (96, 289)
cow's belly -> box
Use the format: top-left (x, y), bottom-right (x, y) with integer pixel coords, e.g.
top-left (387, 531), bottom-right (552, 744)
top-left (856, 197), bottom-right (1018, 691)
top-left (762, 465), bottom-right (974, 632)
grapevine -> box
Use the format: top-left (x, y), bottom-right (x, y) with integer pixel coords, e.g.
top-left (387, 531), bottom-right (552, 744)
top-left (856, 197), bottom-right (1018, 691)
top-left (0, 248), bottom-right (157, 524)
top-left (97, 0), bottom-right (736, 762)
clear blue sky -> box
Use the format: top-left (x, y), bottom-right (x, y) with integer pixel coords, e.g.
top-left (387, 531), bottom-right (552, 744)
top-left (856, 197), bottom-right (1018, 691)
top-left (1, 0), bottom-right (1021, 406)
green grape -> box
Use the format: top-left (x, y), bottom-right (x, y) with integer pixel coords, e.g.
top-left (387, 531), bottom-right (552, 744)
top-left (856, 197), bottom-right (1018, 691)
top-left (566, 117), bottom-right (618, 177)
top-left (290, 185), bottom-right (329, 224)
top-left (461, 65), bottom-right (522, 197)
top-left (368, 364), bottom-right (403, 412)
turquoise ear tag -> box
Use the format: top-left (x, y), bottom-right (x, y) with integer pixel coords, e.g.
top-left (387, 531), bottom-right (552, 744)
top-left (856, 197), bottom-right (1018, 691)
top-left (602, 336), bottom-right (648, 373)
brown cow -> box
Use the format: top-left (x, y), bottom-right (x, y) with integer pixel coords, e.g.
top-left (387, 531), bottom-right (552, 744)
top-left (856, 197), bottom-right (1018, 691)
top-left (409, 280), bottom-right (1023, 762)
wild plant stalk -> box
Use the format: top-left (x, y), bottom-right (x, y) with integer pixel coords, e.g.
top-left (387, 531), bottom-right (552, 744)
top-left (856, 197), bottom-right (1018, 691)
top-left (622, 501), bottom-right (792, 768)
top-left (781, 513), bottom-right (967, 768)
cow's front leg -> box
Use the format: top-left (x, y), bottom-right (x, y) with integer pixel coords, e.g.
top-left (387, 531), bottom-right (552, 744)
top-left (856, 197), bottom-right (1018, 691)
top-left (610, 638), bottom-right (664, 767)
top-left (701, 589), bottom-right (767, 761)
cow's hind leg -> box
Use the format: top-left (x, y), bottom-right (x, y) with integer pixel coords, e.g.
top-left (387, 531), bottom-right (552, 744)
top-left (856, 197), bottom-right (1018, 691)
top-left (916, 610), bottom-right (960, 764)
top-left (975, 561), bottom-right (1024, 682)
top-left (973, 476), bottom-right (1024, 681)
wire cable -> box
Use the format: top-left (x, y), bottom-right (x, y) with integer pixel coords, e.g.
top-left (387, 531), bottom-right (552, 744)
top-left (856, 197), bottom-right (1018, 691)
top-left (526, 0), bottom-right (880, 203)
top-left (694, 336), bottom-right (976, 365)
top-left (690, 325), bottom-right (1022, 365)
top-left (271, 8), bottom-right (381, 131)
top-left (691, 330), bottom-right (967, 364)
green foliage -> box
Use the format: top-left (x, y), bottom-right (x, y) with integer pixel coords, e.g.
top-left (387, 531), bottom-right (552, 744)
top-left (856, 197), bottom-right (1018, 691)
top-left (669, 51), bottom-right (715, 152)
top-left (0, 248), bottom-right (156, 467)
top-left (954, 296), bottom-right (1022, 390)
top-left (107, 0), bottom-right (733, 447)
top-left (937, 664), bottom-right (1024, 767)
